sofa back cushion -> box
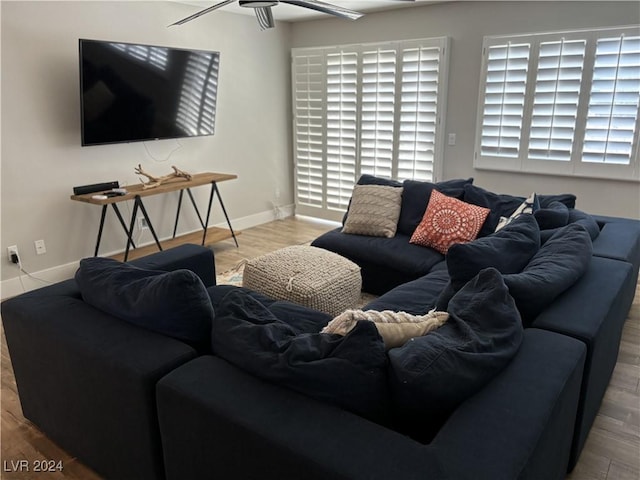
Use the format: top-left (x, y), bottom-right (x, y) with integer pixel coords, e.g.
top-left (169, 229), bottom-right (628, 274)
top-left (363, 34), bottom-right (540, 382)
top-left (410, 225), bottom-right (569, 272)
top-left (75, 257), bottom-right (214, 349)
top-left (388, 268), bottom-right (523, 442)
top-left (504, 223), bottom-right (593, 325)
top-left (211, 290), bottom-right (389, 422)
top-left (397, 178), bottom-right (473, 235)
top-left (446, 213), bottom-right (540, 291)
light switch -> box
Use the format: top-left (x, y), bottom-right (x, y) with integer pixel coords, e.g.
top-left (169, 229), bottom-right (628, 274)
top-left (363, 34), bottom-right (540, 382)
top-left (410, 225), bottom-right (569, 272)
top-left (448, 133), bottom-right (457, 146)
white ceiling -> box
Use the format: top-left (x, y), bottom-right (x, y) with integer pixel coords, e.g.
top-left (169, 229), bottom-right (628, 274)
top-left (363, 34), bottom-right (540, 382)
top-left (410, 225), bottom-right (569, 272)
top-left (173, 1), bottom-right (446, 22)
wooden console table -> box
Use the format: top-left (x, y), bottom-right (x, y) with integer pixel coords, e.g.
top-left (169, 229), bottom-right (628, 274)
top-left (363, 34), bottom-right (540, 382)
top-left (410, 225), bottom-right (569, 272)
top-left (71, 172), bottom-right (239, 261)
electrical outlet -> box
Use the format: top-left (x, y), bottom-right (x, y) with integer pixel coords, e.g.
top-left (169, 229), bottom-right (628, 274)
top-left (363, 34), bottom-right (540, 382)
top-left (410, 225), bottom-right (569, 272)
top-left (7, 245), bottom-right (20, 265)
top-left (34, 239), bottom-right (46, 255)
top-left (275, 187), bottom-right (281, 200)
top-left (138, 217), bottom-right (149, 230)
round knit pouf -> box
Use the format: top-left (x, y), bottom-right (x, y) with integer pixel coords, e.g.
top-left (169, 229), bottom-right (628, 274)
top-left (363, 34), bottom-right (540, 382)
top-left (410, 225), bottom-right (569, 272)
top-left (242, 245), bottom-right (362, 317)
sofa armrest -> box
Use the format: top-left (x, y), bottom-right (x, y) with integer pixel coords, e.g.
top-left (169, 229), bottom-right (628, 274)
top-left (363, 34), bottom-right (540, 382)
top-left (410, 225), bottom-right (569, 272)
top-left (130, 243), bottom-right (216, 287)
top-left (591, 215), bottom-right (640, 271)
top-left (434, 328), bottom-right (585, 480)
top-left (157, 355), bottom-right (447, 480)
top-left (2, 293), bottom-right (198, 480)
top-left (156, 329), bottom-right (585, 480)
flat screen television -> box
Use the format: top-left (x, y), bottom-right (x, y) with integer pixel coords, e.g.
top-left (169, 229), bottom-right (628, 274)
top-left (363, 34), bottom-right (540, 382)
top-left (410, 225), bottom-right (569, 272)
top-left (79, 39), bottom-right (220, 146)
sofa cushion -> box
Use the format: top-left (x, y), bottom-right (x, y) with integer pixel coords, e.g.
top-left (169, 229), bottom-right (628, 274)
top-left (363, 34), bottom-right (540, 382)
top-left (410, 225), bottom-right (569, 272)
top-left (207, 284), bottom-right (332, 334)
top-left (397, 178), bottom-right (473, 236)
top-left (504, 223), bottom-right (593, 326)
top-left (534, 201), bottom-right (570, 230)
top-left (388, 268), bottom-right (524, 442)
top-left (75, 257), bottom-right (213, 348)
top-left (540, 208), bottom-right (600, 244)
top-left (538, 193), bottom-right (576, 209)
top-left (495, 192), bottom-right (540, 231)
top-left (445, 214), bottom-right (541, 291)
top-left (410, 190), bottom-right (491, 254)
top-left (462, 184), bottom-right (527, 235)
top-left (211, 290), bottom-right (389, 422)
top-left (364, 268), bottom-right (450, 315)
top-left (312, 229), bottom-right (444, 280)
top-left (342, 184), bottom-right (403, 238)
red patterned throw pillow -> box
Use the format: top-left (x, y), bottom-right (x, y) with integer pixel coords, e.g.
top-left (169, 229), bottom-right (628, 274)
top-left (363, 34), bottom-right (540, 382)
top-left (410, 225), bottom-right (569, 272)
top-left (410, 189), bottom-right (490, 254)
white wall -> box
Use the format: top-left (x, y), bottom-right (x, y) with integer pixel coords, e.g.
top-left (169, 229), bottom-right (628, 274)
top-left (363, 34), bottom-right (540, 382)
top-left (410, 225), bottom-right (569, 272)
top-left (291, 1), bottom-right (640, 218)
top-left (1, 1), bottom-right (293, 288)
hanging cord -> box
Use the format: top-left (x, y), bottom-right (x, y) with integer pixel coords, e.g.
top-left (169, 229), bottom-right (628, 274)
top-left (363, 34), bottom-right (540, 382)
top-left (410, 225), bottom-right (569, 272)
top-left (143, 139), bottom-right (183, 163)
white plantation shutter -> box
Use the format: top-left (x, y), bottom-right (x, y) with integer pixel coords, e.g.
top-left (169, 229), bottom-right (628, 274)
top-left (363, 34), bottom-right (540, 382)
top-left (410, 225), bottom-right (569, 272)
top-left (360, 48), bottom-right (396, 179)
top-left (292, 37), bottom-right (449, 221)
top-left (326, 51), bottom-right (358, 210)
top-left (293, 52), bottom-right (325, 207)
top-left (480, 43), bottom-right (530, 158)
top-left (398, 45), bottom-right (442, 181)
top-left (583, 35), bottom-right (640, 165)
top-left (529, 39), bottom-right (586, 161)
top-left (475, 26), bottom-right (640, 180)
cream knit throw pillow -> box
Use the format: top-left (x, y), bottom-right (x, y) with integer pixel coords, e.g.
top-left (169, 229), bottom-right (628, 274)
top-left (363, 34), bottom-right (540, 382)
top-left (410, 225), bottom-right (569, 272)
top-left (322, 309), bottom-right (449, 350)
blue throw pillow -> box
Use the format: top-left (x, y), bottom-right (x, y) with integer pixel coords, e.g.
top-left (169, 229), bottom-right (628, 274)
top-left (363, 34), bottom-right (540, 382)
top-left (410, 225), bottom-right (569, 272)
top-left (211, 290), bottom-right (389, 422)
top-left (388, 268), bottom-right (523, 442)
top-left (504, 223), bottom-right (593, 326)
top-left (75, 257), bottom-right (214, 349)
top-left (396, 178), bottom-right (473, 236)
top-left (539, 208), bottom-right (600, 244)
top-left (434, 214), bottom-right (540, 311)
top-left (538, 193), bottom-right (576, 209)
top-left (534, 201), bottom-right (570, 230)
top-left (445, 214), bottom-right (540, 291)
top-left (462, 184), bottom-right (526, 235)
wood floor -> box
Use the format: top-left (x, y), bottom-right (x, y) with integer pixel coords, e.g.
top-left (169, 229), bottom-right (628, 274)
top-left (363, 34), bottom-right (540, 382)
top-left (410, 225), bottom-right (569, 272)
top-left (1, 216), bottom-right (639, 480)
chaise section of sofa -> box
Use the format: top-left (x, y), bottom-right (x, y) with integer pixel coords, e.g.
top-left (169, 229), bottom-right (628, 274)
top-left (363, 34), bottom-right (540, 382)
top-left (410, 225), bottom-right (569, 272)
top-left (1, 244), bottom-right (215, 480)
top-left (531, 255), bottom-right (637, 469)
top-left (156, 328), bottom-right (586, 480)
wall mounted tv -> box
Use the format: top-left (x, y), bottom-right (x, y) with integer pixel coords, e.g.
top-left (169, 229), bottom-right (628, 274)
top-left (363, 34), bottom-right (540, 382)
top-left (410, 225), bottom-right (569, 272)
top-left (79, 39), bottom-right (220, 146)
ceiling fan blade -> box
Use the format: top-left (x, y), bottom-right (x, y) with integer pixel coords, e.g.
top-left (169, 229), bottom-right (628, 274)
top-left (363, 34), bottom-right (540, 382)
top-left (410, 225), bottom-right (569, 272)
top-left (255, 6), bottom-right (275, 30)
top-left (281, 0), bottom-right (364, 20)
top-left (168, 0), bottom-right (238, 27)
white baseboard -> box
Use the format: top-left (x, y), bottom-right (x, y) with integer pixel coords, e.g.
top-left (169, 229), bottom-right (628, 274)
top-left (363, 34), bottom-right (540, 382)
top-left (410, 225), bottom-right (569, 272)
top-left (0, 204), bottom-right (295, 300)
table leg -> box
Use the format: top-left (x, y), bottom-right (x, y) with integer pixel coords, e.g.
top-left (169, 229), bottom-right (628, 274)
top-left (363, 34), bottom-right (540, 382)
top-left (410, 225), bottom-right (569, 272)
top-left (186, 188), bottom-right (206, 229)
top-left (94, 205), bottom-right (108, 256)
top-left (111, 204), bottom-right (136, 249)
top-left (172, 190), bottom-right (184, 239)
top-left (124, 201), bottom-right (139, 262)
top-left (213, 183), bottom-right (239, 247)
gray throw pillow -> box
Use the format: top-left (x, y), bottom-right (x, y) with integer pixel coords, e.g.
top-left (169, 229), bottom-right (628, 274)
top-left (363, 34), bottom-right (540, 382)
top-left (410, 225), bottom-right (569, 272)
top-left (342, 184), bottom-right (403, 238)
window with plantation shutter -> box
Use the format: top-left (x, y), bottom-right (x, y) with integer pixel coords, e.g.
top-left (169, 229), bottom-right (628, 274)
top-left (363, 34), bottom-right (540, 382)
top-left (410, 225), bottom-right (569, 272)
top-left (398, 45), bottom-right (442, 180)
top-left (326, 51), bottom-right (358, 210)
top-left (529, 39), bottom-right (585, 161)
top-left (293, 52), bottom-right (324, 208)
top-left (583, 35), bottom-right (640, 165)
top-left (475, 26), bottom-right (640, 181)
top-left (480, 43), bottom-right (530, 158)
top-left (360, 48), bottom-right (396, 179)
top-left (292, 37), bottom-right (449, 221)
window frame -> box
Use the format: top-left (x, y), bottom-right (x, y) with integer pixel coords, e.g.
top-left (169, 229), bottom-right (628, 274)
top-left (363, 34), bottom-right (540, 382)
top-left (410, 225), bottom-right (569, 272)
top-left (474, 25), bottom-right (640, 182)
top-left (292, 37), bottom-right (450, 222)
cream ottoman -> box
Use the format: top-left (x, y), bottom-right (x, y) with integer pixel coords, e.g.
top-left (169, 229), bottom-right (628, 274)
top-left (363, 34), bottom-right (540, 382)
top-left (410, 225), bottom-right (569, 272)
top-left (242, 245), bottom-right (362, 317)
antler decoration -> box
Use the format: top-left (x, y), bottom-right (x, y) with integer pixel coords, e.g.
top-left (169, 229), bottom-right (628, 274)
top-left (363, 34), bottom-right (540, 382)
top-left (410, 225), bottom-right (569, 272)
top-left (134, 164), bottom-right (193, 189)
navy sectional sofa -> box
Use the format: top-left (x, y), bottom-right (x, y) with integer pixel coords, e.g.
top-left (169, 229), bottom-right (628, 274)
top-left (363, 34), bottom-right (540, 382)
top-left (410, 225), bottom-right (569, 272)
top-left (2, 178), bottom-right (638, 480)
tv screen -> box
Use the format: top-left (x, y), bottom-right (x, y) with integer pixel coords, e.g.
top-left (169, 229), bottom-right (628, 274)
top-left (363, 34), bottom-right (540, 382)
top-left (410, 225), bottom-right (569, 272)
top-left (79, 39), bottom-right (220, 146)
